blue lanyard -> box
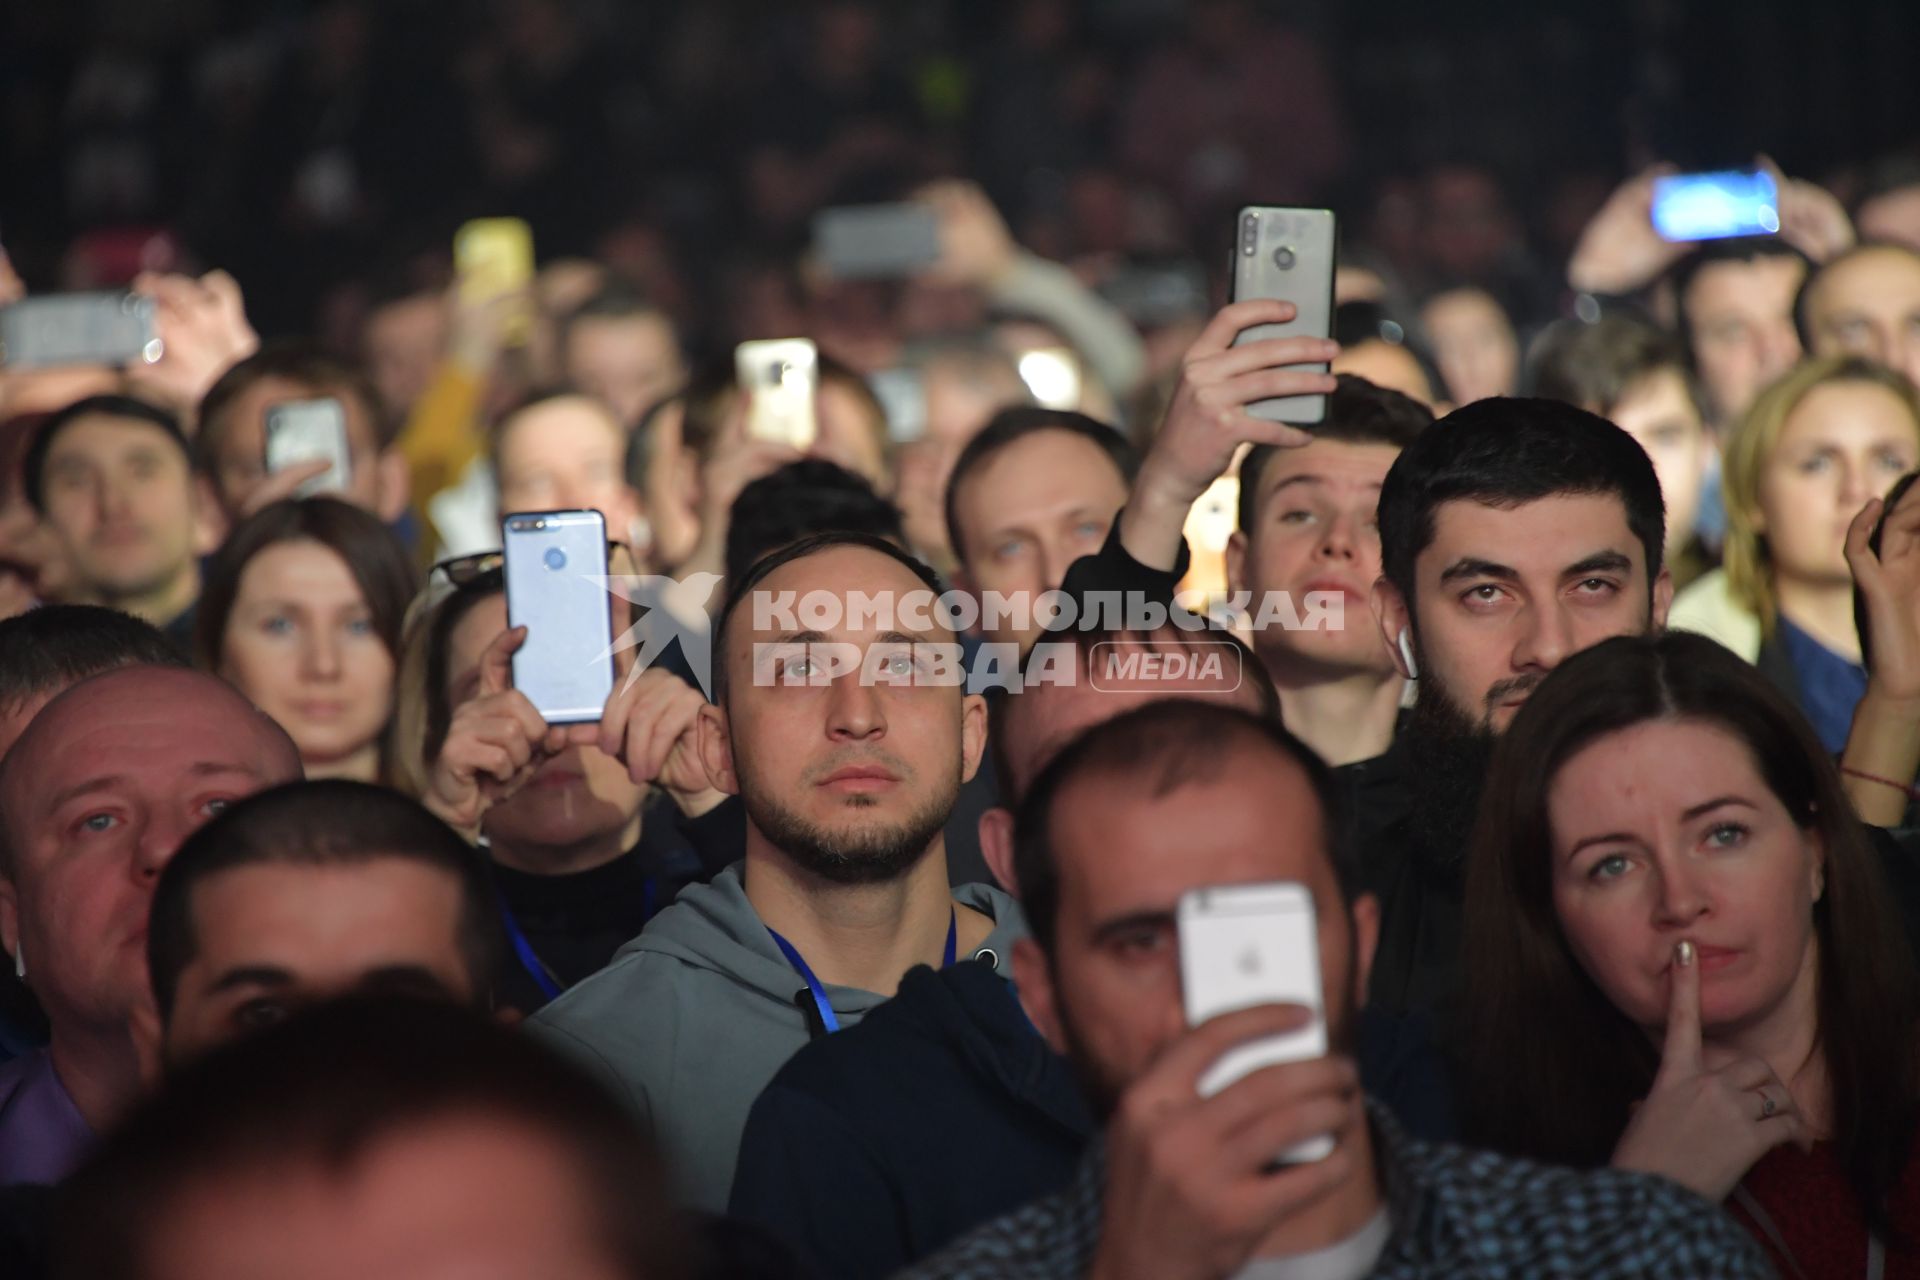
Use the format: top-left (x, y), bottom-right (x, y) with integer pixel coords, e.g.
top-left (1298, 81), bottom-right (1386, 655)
top-left (768, 907), bottom-right (958, 1035)
top-left (496, 876), bottom-right (660, 1004)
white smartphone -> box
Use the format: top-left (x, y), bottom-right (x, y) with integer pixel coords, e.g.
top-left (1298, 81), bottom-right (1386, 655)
top-left (0, 292), bottom-right (161, 368)
top-left (1178, 881), bottom-right (1333, 1163)
top-left (1230, 207), bottom-right (1337, 425)
top-left (736, 338), bottom-right (819, 450)
top-left (502, 510), bottom-right (615, 725)
top-left (264, 398), bottom-right (352, 496)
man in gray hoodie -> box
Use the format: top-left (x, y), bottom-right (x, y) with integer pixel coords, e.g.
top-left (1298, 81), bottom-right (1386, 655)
top-left (529, 531), bottom-right (1025, 1210)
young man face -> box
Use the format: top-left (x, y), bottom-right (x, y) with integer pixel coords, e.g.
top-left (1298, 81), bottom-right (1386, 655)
top-left (563, 312), bottom-right (685, 431)
top-left (38, 411), bottom-right (204, 609)
top-left (204, 376), bottom-right (408, 523)
top-left (1228, 439), bottom-right (1401, 679)
top-left (701, 544), bottom-right (986, 884)
top-left (1604, 368), bottom-right (1713, 559)
top-left (1373, 492), bottom-right (1672, 735)
top-left (161, 858), bottom-right (480, 1063)
top-left (951, 430), bottom-right (1130, 652)
top-left (1680, 256), bottom-right (1806, 427)
top-left (494, 396), bottom-right (641, 538)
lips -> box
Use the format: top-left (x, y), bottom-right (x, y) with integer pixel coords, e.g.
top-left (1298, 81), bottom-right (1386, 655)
top-left (1665, 943), bottom-right (1741, 974)
top-left (291, 700), bottom-right (349, 721)
top-left (819, 763), bottom-right (900, 793)
top-left (1302, 577), bottom-right (1367, 602)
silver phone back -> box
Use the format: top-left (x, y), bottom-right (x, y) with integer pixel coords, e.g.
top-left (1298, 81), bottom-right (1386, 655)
top-left (504, 510), bottom-right (615, 725)
top-left (1230, 207), bottom-right (1337, 424)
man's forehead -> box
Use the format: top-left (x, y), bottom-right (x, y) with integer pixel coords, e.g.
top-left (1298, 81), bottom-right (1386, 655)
top-left (9, 670), bottom-right (283, 783)
top-left (1258, 440), bottom-right (1397, 498)
top-left (48, 415), bottom-right (177, 458)
top-left (1423, 493), bottom-right (1640, 566)
top-left (745, 546), bottom-right (931, 623)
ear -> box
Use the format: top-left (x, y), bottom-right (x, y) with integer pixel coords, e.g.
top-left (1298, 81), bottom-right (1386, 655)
top-left (192, 473), bottom-right (230, 555)
top-left (1011, 936), bottom-right (1068, 1055)
top-left (1371, 577), bottom-right (1415, 681)
top-left (1651, 564), bottom-right (1675, 631)
top-left (1348, 892), bottom-right (1380, 1011)
top-left (374, 447), bottom-right (413, 524)
top-left (0, 876), bottom-right (19, 968)
top-left (958, 692), bottom-right (988, 785)
top-left (978, 806), bottom-right (1016, 894)
top-left (1807, 827), bottom-right (1826, 905)
top-left (695, 702), bottom-right (739, 796)
top-left (1224, 529), bottom-right (1249, 599)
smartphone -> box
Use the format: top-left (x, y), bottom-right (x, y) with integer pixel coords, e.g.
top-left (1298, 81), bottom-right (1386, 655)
top-left (1230, 207), bottom-right (1337, 425)
top-left (502, 510), bottom-right (615, 725)
top-left (813, 204), bottom-right (943, 280)
top-left (0, 292), bottom-right (161, 369)
top-left (1017, 347), bottom-right (1082, 410)
top-left (1178, 881), bottom-right (1334, 1163)
top-left (455, 217), bottom-right (535, 341)
top-left (1651, 170), bottom-right (1780, 243)
top-left (264, 398), bottom-right (352, 497)
top-left (736, 338), bottom-right (819, 450)
top-left (869, 366), bottom-right (927, 444)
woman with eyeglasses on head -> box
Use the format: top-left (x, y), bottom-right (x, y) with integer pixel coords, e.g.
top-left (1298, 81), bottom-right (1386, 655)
top-left (196, 498), bottom-right (418, 783)
top-left (1462, 631), bottom-right (1920, 1278)
top-left (389, 548), bottom-right (731, 1012)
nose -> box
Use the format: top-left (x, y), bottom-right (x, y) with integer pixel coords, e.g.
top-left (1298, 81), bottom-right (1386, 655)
top-left (1652, 858), bottom-right (1711, 928)
top-left (303, 627), bottom-right (341, 680)
top-left (133, 809), bottom-right (195, 883)
top-left (1838, 456), bottom-right (1874, 511)
top-left (824, 666), bottom-right (885, 742)
top-left (1315, 511), bottom-right (1358, 563)
top-left (1509, 599), bottom-right (1574, 673)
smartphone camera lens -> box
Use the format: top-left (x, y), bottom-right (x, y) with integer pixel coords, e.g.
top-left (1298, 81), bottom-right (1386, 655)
top-left (1273, 245), bottom-right (1297, 271)
top-left (544, 547), bottom-right (567, 571)
top-left (1240, 214), bottom-right (1258, 256)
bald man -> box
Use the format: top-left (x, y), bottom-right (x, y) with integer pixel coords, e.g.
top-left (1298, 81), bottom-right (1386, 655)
top-left (0, 667), bottom-right (300, 1184)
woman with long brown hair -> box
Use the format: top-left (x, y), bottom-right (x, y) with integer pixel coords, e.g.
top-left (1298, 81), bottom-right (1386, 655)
top-left (1463, 631), bottom-right (1920, 1276)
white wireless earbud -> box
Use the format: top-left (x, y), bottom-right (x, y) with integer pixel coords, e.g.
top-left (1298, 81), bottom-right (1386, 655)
top-left (1397, 627), bottom-right (1419, 680)
top-left (12, 941), bottom-right (22, 982)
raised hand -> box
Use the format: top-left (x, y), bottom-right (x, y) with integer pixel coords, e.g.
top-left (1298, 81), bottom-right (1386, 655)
top-left (424, 626), bottom-right (569, 835)
top-left (588, 666), bottom-right (725, 816)
top-left (1611, 940), bottom-right (1809, 1202)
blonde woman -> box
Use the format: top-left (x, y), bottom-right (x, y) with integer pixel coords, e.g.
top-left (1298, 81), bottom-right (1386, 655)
top-left (1669, 356), bottom-right (1920, 751)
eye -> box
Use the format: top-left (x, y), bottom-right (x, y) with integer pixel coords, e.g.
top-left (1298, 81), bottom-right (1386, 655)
top-left (77, 812), bottom-right (118, 835)
top-left (260, 614), bottom-right (295, 636)
top-left (992, 538), bottom-right (1030, 562)
top-left (1876, 448), bottom-right (1915, 474)
top-left (1573, 577), bottom-right (1620, 598)
top-left (1110, 925), bottom-right (1170, 960)
top-left (1073, 520), bottom-right (1105, 538)
top-left (1798, 453), bottom-right (1832, 476)
top-left (1460, 584), bottom-right (1505, 608)
top-left (344, 616), bottom-right (375, 637)
top-left (1587, 853), bottom-right (1631, 882)
top-left (233, 999), bottom-right (291, 1031)
top-left (1704, 822), bottom-right (1748, 849)
top-left (202, 797), bottom-right (235, 818)
top-left (781, 654), bottom-right (815, 680)
top-left (1278, 509), bottom-right (1315, 525)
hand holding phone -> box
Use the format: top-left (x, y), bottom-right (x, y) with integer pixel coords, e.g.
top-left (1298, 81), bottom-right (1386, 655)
top-left (1650, 170), bottom-right (1780, 243)
top-left (1179, 882), bottom-right (1334, 1162)
top-left (456, 218), bottom-right (535, 344)
top-left (265, 398), bottom-right (352, 497)
top-left (1230, 207), bottom-right (1337, 425)
top-left (503, 510), bottom-right (616, 725)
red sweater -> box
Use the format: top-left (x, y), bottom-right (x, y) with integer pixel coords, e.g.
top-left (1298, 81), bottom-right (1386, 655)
top-left (1731, 1139), bottom-right (1920, 1278)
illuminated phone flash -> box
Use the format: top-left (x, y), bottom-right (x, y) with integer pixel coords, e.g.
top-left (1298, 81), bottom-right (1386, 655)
top-left (1018, 348), bottom-right (1081, 410)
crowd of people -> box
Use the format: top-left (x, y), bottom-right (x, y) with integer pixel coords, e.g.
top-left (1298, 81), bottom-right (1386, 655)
top-left (5, 3), bottom-right (1920, 1278)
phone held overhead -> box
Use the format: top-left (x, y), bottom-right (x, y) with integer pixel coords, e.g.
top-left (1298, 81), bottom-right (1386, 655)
top-left (1230, 207), bottom-right (1337, 425)
top-left (502, 509), bottom-right (616, 726)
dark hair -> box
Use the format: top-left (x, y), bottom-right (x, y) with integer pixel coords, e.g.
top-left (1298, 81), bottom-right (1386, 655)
top-left (1237, 375), bottom-right (1432, 533)
top-left (0, 605), bottom-right (186, 722)
top-left (51, 996), bottom-right (685, 1280)
top-left (1667, 238), bottom-right (1811, 369)
top-left (1013, 699), bottom-right (1349, 956)
top-left (1854, 469), bottom-right (1920, 675)
top-left (1376, 397), bottom-right (1666, 609)
top-left (1526, 315), bottom-right (1703, 420)
top-left (147, 780), bottom-right (505, 1021)
top-left (711, 530), bottom-right (942, 706)
top-left (1332, 300), bottom-right (1447, 401)
top-left (987, 623), bottom-right (1281, 804)
top-left (562, 282), bottom-right (677, 340)
top-left (23, 395), bottom-right (190, 513)
top-left (196, 340), bottom-right (393, 464)
top-left (195, 497), bottom-right (420, 672)
top-left (625, 393), bottom-right (681, 494)
top-left (726, 460), bottom-right (904, 584)
top-left (1462, 632), bottom-right (1919, 1239)
top-left (944, 407), bottom-right (1138, 565)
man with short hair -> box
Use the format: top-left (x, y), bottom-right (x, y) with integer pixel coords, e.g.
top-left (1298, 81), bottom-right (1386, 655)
top-left (944, 408), bottom-right (1136, 654)
top-left (1667, 239), bottom-right (1808, 429)
top-left (0, 667), bottom-right (302, 1183)
top-left (561, 285), bottom-right (688, 430)
top-left (1797, 240), bottom-right (1920, 389)
top-left (52, 997), bottom-right (688, 1280)
top-left (0, 604), bottom-right (184, 758)
top-left (1529, 314), bottom-right (1718, 586)
top-left (900, 700), bottom-right (1771, 1280)
top-left (530, 532), bottom-right (1025, 1209)
top-left (896, 338), bottom-right (1037, 572)
top-left (147, 779), bottom-right (503, 1064)
top-left (22, 396), bottom-right (213, 649)
top-left (1226, 377), bottom-right (1430, 766)
top-left (194, 341), bottom-right (411, 526)
top-left (1364, 397), bottom-right (1671, 1016)
top-left (725, 459), bottom-right (905, 585)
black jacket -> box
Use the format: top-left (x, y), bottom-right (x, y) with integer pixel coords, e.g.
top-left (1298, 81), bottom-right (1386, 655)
top-left (728, 959), bottom-right (1092, 1280)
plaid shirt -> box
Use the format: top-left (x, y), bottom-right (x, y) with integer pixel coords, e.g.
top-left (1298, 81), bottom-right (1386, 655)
top-left (893, 1101), bottom-right (1775, 1279)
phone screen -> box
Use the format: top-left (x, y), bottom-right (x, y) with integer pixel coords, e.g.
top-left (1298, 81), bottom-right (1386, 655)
top-left (1651, 170), bottom-right (1781, 242)
top-left (502, 510), bottom-right (616, 725)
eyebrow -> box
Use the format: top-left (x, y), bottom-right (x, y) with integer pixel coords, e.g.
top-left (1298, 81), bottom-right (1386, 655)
top-left (1563, 551), bottom-right (1634, 579)
top-left (1088, 909), bottom-right (1176, 947)
top-left (1267, 474), bottom-right (1383, 497)
top-left (1438, 557), bottom-right (1517, 585)
top-left (206, 966), bottom-right (294, 995)
top-left (47, 761), bottom-right (262, 813)
top-left (1563, 796), bottom-right (1757, 861)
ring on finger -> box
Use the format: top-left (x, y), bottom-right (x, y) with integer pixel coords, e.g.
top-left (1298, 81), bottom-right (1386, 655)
top-left (1757, 1091), bottom-right (1778, 1121)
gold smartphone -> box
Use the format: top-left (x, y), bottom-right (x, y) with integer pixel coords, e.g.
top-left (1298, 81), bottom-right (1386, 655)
top-left (455, 218), bottom-right (534, 342)
top-left (735, 338), bottom-right (819, 450)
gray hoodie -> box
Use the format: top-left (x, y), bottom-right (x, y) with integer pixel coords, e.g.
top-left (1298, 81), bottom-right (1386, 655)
top-left (527, 861), bottom-right (1026, 1211)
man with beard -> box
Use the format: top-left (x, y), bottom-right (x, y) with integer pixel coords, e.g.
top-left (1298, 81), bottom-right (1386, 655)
top-left (529, 532), bottom-right (1023, 1210)
top-left (1366, 397), bottom-right (1671, 1018)
top-left (899, 699), bottom-right (1769, 1279)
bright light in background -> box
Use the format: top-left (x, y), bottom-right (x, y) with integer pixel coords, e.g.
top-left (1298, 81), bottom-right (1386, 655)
top-left (1018, 348), bottom-right (1081, 410)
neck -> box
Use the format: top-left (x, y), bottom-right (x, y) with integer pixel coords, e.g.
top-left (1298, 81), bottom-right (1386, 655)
top-left (47, 1016), bottom-right (154, 1134)
top-left (489, 812), bottom-right (642, 877)
top-left (1268, 660), bottom-right (1404, 767)
top-left (1774, 577), bottom-right (1861, 662)
top-left (744, 837), bottom-right (957, 996)
top-left (105, 565), bottom-right (198, 628)
top-left (302, 742), bottom-right (382, 783)
top-left (1249, 1109), bottom-right (1384, 1258)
